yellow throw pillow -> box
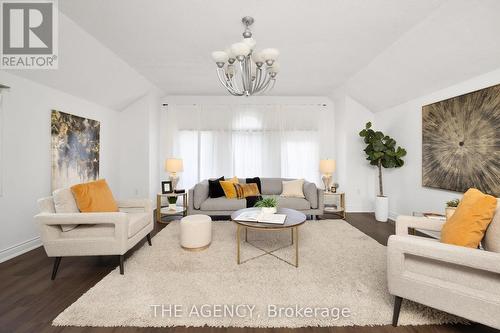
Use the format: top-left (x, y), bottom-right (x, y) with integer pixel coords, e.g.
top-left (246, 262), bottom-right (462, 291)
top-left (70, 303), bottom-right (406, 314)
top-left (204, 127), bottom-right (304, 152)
top-left (441, 188), bottom-right (497, 248)
top-left (234, 183), bottom-right (261, 199)
top-left (71, 179), bottom-right (119, 213)
top-left (220, 177), bottom-right (239, 199)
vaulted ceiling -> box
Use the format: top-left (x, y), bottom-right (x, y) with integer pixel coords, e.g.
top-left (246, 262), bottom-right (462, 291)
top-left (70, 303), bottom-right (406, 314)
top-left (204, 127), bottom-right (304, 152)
top-left (56, 0), bottom-right (443, 99)
top-left (6, 0), bottom-right (500, 111)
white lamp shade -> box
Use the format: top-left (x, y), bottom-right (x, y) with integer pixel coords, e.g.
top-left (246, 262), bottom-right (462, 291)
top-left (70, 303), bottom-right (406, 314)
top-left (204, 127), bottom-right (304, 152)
top-left (211, 51), bottom-right (229, 63)
top-left (319, 159), bottom-right (336, 174)
top-left (270, 62), bottom-right (280, 73)
top-left (165, 158), bottom-right (183, 173)
top-left (242, 37), bottom-right (256, 50)
top-left (230, 42), bottom-right (251, 57)
top-left (261, 48), bottom-right (280, 61)
top-left (252, 51), bottom-right (265, 64)
top-left (225, 47), bottom-right (235, 59)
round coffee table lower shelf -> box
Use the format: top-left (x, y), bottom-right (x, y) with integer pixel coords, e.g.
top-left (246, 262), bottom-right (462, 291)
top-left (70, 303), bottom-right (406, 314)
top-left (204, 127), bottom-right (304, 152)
top-left (231, 208), bottom-right (306, 267)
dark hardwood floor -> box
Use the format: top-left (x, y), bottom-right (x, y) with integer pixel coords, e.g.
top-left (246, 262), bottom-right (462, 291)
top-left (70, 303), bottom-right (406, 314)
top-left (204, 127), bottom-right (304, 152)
top-left (0, 213), bottom-right (497, 333)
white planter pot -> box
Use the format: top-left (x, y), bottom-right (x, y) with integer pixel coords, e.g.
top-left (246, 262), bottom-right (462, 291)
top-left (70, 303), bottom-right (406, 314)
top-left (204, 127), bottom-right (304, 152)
top-left (168, 203), bottom-right (177, 211)
top-left (261, 207), bottom-right (277, 215)
top-left (375, 196), bottom-right (389, 222)
top-left (445, 207), bottom-right (457, 220)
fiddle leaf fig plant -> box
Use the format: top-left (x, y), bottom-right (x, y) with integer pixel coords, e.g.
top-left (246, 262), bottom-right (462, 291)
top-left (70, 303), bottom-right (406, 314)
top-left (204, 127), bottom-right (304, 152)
top-left (359, 122), bottom-right (407, 197)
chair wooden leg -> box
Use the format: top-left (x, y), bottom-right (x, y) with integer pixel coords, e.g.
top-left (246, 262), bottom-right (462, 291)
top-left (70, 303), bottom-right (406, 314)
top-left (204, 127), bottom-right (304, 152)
top-left (51, 257), bottom-right (62, 280)
top-left (119, 255), bottom-right (124, 275)
top-left (392, 296), bottom-right (403, 327)
top-left (146, 233), bottom-right (152, 246)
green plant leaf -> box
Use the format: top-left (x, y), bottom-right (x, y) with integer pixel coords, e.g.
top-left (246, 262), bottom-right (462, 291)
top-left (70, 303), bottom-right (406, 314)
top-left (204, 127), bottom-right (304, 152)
top-left (254, 196), bottom-right (278, 208)
top-left (359, 122), bottom-right (407, 197)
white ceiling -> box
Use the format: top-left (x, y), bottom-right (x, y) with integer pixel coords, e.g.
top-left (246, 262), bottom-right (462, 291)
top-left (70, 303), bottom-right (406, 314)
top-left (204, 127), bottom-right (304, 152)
top-left (6, 13), bottom-right (156, 110)
top-left (7, 0), bottom-right (500, 111)
top-left (346, 0), bottom-right (500, 111)
top-left (57, 0), bottom-right (444, 98)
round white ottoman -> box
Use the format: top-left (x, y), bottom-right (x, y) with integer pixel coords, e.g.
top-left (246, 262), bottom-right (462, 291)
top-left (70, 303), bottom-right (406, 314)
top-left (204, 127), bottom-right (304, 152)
top-left (180, 215), bottom-right (212, 251)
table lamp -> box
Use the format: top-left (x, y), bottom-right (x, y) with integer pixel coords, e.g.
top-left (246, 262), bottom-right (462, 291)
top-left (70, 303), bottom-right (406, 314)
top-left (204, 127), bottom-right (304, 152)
top-left (165, 158), bottom-right (183, 190)
top-left (319, 159), bottom-right (336, 192)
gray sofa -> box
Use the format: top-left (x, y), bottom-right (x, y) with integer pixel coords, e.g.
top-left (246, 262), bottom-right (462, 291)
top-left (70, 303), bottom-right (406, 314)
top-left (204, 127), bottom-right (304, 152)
top-left (188, 178), bottom-right (324, 217)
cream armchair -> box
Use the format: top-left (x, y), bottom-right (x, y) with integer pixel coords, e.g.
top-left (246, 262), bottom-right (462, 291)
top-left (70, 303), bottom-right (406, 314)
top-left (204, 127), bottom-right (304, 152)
top-left (34, 197), bottom-right (153, 280)
top-left (387, 215), bottom-right (500, 329)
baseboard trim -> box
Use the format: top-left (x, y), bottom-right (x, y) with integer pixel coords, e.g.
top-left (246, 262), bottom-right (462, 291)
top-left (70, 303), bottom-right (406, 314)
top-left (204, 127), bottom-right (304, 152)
top-left (0, 236), bottom-right (42, 263)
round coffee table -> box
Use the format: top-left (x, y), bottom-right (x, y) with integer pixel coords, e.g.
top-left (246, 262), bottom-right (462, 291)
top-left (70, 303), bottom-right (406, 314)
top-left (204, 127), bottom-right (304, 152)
top-left (231, 207), bottom-right (306, 267)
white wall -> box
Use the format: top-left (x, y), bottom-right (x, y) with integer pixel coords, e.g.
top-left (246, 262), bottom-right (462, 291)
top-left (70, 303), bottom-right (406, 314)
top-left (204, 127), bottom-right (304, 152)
top-left (333, 91), bottom-right (376, 212)
top-left (148, 93), bottom-right (161, 199)
top-left (375, 67), bottom-right (500, 219)
top-left (118, 91), bottom-right (161, 200)
top-left (0, 71), bottom-right (121, 262)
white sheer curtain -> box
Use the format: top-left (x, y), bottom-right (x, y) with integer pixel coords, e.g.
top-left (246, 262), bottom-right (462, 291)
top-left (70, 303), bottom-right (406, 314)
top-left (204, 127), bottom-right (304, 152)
top-left (161, 103), bottom-right (332, 190)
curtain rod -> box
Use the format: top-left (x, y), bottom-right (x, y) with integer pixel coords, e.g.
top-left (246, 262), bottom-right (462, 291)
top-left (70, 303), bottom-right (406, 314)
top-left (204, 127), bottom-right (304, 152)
top-left (162, 103), bottom-right (328, 107)
top-left (176, 128), bottom-right (318, 132)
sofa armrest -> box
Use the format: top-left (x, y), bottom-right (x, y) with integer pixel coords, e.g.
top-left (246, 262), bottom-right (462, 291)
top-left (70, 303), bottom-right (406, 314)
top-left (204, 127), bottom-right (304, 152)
top-left (188, 188), bottom-right (197, 215)
top-left (117, 198), bottom-right (152, 213)
top-left (35, 212), bottom-right (129, 246)
top-left (192, 180), bottom-right (209, 209)
top-left (388, 235), bottom-right (500, 328)
top-left (395, 215), bottom-right (445, 236)
top-left (188, 188), bottom-right (194, 206)
top-left (317, 188), bottom-right (324, 211)
top-left (35, 212), bottom-right (128, 226)
top-left (388, 235), bottom-right (500, 274)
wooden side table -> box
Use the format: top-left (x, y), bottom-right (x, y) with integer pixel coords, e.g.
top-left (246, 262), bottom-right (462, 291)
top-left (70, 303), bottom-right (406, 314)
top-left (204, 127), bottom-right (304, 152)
top-left (409, 212), bottom-right (445, 238)
top-left (156, 192), bottom-right (188, 224)
top-left (323, 192), bottom-right (346, 219)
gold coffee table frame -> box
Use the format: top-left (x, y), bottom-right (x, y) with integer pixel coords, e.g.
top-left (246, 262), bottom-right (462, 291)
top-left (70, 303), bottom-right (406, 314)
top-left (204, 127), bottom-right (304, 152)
top-left (231, 208), bottom-right (306, 268)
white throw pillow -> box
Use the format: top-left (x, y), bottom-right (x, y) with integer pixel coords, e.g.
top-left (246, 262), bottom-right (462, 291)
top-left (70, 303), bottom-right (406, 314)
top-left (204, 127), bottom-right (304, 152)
top-left (53, 188), bottom-right (79, 232)
top-left (281, 179), bottom-right (305, 198)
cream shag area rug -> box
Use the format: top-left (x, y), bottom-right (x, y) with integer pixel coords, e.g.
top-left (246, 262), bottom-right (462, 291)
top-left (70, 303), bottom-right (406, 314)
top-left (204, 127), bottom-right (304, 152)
top-left (53, 220), bottom-right (464, 328)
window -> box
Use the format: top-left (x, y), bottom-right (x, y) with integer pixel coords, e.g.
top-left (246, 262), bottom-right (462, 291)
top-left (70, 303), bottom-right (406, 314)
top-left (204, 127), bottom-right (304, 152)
top-left (164, 104), bottom-right (332, 189)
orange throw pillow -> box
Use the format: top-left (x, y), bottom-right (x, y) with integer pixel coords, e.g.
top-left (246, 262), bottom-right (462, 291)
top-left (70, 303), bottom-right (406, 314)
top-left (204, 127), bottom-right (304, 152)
top-left (234, 183), bottom-right (261, 199)
top-left (71, 179), bottom-right (119, 213)
top-left (220, 177), bottom-right (239, 199)
top-left (441, 188), bottom-right (497, 248)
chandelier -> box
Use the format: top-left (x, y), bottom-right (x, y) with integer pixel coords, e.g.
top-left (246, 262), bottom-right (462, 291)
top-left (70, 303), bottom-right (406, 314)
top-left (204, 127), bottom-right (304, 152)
top-left (211, 16), bottom-right (279, 97)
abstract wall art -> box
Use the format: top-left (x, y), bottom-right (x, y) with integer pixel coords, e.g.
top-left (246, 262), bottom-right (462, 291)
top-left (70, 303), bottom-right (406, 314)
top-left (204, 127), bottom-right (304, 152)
top-left (51, 110), bottom-right (100, 191)
top-left (422, 83), bottom-right (500, 197)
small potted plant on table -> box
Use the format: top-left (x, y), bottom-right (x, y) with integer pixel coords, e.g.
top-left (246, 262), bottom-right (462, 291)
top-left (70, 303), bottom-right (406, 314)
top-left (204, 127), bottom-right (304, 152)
top-left (254, 196), bottom-right (278, 215)
top-left (168, 196), bottom-right (178, 211)
top-left (445, 199), bottom-right (460, 220)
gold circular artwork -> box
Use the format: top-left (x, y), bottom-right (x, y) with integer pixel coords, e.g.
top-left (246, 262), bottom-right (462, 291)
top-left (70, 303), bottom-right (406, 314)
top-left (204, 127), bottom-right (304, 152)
top-left (422, 84), bottom-right (500, 197)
